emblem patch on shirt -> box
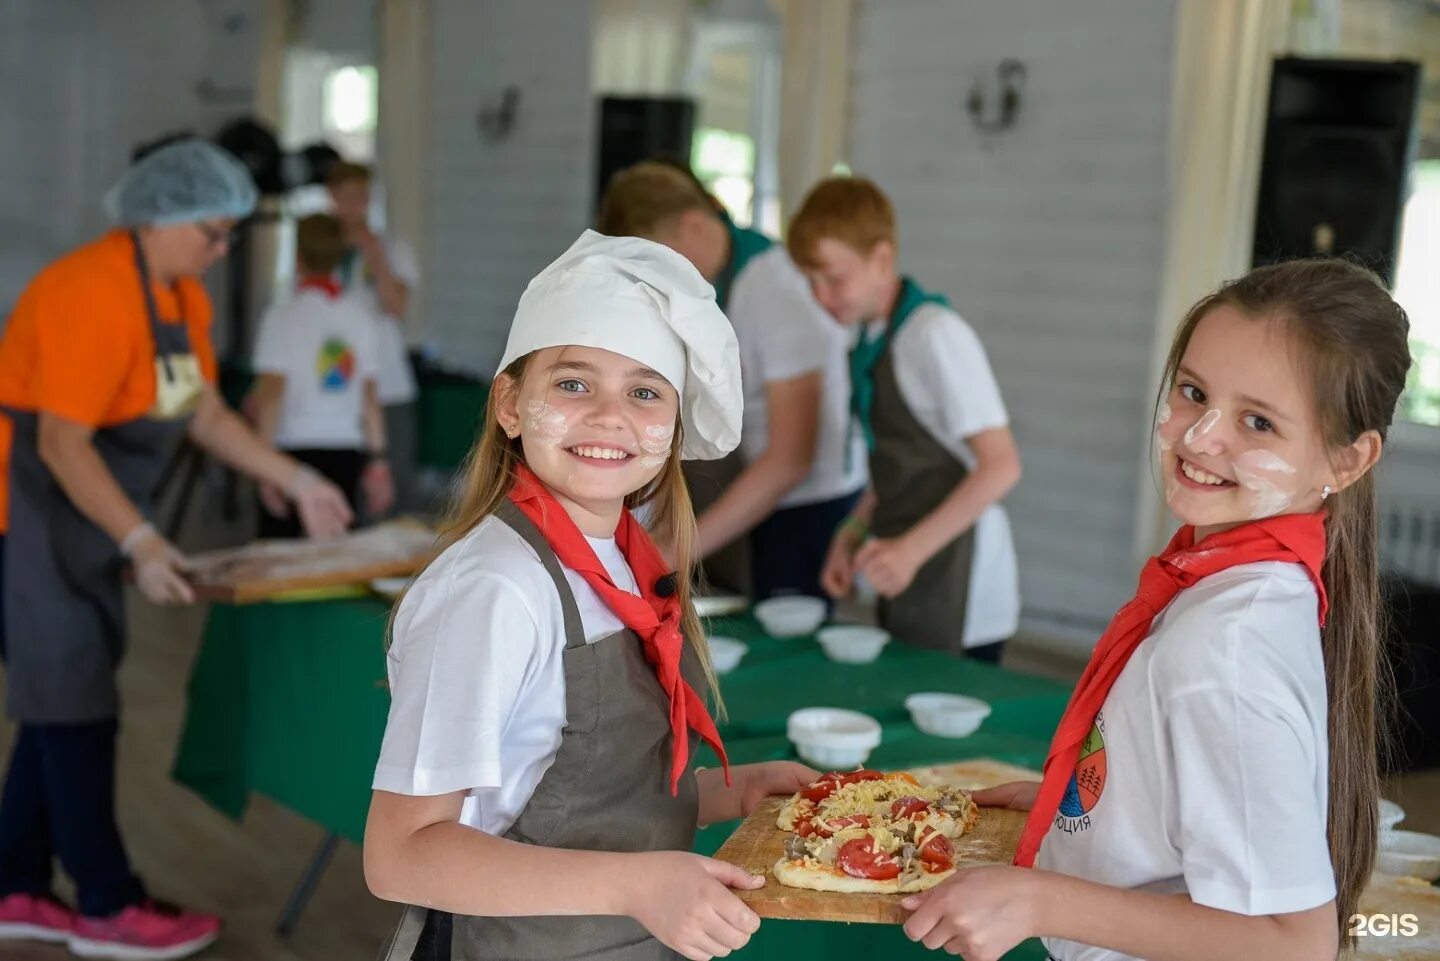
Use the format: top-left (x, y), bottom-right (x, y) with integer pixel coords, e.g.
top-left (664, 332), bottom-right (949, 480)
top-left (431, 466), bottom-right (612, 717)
top-left (316, 337), bottom-right (357, 391)
top-left (1055, 711), bottom-right (1106, 835)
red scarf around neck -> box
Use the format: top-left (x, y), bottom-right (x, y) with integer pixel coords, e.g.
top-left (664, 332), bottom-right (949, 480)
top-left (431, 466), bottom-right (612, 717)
top-left (506, 462), bottom-right (730, 795)
top-left (1014, 511), bottom-right (1328, 868)
top-left (299, 275), bottom-right (343, 299)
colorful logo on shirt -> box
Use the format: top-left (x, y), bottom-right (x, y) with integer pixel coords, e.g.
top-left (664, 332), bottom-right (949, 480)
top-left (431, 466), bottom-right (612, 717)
top-left (316, 338), bottom-right (356, 391)
top-left (1054, 712), bottom-right (1106, 836)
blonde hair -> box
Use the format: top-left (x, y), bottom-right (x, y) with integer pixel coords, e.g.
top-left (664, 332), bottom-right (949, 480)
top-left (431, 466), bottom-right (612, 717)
top-left (787, 176), bottom-right (897, 268)
top-left (394, 352), bottom-right (723, 708)
top-left (597, 162), bottom-right (715, 239)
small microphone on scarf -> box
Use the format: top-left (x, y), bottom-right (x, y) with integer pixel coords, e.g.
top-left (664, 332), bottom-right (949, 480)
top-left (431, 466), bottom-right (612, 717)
top-left (654, 573), bottom-right (678, 598)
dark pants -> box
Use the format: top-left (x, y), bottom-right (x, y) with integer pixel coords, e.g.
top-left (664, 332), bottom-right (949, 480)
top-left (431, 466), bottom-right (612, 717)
top-left (0, 536), bottom-right (145, 917)
top-left (749, 488), bottom-right (864, 602)
top-left (257, 447), bottom-right (366, 539)
top-left (0, 722), bottom-right (145, 917)
top-left (965, 639), bottom-right (1006, 664)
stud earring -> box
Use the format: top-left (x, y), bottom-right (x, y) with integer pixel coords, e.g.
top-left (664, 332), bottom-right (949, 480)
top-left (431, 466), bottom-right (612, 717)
top-left (1321, 485), bottom-right (1333, 501)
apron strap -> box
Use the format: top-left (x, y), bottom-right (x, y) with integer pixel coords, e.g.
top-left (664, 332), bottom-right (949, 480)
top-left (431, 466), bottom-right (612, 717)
top-left (493, 502), bottom-right (587, 651)
top-left (128, 230), bottom-right (189, 384)
top-left (378, 905), bottom-right (428, 961)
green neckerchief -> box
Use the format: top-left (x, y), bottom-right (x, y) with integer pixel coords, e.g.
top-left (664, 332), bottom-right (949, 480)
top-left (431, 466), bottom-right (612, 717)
top-left (711, 211), bottom-right (773, 311)
top-left (849, 276), bottom-right (950, 452)
top-left (338, 247), bottom-right (372, 290)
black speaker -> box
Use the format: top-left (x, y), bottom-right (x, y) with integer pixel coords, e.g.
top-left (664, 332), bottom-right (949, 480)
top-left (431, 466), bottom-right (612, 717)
top-left (1252, 57), bottom-right (1421, 285)
top-left (595, 96), bottom-right (696, 209)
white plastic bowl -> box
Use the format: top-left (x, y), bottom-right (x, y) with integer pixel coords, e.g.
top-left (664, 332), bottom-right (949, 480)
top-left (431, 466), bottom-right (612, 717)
top-left (754, 596), bottom-right (827, 638)
top-left (1379, 798), bottom-right (1405, 834)
top-left (1375, 829), bottom-right (1440, 881)
top-left (905, 693), bottom-right (992, 738)
top-left (816, 625), bottom-right (890, 664)
top-left (786, 707), bottom-right (882, 768)
top-left (706, 636), bottom-right (748, 674)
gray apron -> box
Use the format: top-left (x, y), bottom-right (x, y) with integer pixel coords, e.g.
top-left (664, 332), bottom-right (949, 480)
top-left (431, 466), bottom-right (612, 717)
top-left (381, 501), bottom-right (701, 961)
top-left (3, 232), bottom-right (201, 723)
top-left (868, 315), bottom-right (976, 654)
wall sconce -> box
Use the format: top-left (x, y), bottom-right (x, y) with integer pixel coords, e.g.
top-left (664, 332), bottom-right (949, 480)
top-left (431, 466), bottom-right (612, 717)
top-left (477, 86), bottom-right (522, 142)
top-left (967, 59), bottom-right (1027, 132)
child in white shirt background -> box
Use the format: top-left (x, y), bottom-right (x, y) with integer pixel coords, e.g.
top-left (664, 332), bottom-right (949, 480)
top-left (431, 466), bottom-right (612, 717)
top-left (250, 214), bottom-right (393, 538)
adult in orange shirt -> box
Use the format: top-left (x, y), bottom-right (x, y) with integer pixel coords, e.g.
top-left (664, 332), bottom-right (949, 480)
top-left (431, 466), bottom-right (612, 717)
top-left (0, 140), bottom-right (350, 960)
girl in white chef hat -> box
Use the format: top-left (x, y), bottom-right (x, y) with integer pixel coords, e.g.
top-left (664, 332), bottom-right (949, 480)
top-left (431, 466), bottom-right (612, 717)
top-left (364, 231), bottom-right (817, 961)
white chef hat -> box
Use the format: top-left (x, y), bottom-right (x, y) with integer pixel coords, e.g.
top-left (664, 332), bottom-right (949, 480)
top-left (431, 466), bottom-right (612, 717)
top-left (497, 230), bottom-right (742, 461)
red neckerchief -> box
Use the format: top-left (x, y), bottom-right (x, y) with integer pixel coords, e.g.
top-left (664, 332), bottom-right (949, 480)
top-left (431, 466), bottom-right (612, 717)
top-left (298, 275), bottom-right (343, 299)
top-left (1014, 511), bottom-right (1328, 868)
top-left (506, 462), bottom-right (730, 794)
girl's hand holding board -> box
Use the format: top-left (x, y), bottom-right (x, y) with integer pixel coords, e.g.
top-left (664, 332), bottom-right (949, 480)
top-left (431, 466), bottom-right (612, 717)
top-left (624, 852), bottom-right (764, 960)
top-left (697, 761), bottom-right (822, 827)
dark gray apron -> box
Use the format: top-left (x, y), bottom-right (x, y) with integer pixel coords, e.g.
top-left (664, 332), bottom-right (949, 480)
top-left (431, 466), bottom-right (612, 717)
top-left (868, 316), bottom-right (976, 654)
top-left (3, 232), bottom-right (200, 723)
top-left (381, 501), bottom-right (701, 961)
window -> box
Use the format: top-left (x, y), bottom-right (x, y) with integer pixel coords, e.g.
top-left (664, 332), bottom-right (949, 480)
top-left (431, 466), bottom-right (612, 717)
top-left (323, 64), bottom-right (378, 161)
top-left (686, 23), bottom-right (781, 234)
top-left (1394, 159), bottom-right (1440, 426)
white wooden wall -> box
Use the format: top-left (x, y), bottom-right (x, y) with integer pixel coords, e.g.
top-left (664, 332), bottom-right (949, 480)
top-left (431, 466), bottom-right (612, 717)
top-left (422, 0), bottom-right (597, 375)
top-left (0, 0), bottom-right (264, 326)
top-left (848, 0), bottom-right (1179, 642)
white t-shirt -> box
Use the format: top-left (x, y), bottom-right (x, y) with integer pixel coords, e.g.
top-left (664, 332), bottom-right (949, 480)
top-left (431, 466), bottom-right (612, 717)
top-left (874, 302), bottom-right (1018, 646)
top-left (373, 514), bottom-right (643, 836)
top-left (729, 247), bottom-right (868, 508)
top-left (1039, 561), bottom-right (1335, 961)
top-left (252, 288), bottom-right (383, 450)
top-left (340, 234), bottom-right (420, 405)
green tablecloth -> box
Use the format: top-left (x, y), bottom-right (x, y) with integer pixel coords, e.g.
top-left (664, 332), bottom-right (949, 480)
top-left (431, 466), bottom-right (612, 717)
top-left (173, 601), bottom-right (1069, 960)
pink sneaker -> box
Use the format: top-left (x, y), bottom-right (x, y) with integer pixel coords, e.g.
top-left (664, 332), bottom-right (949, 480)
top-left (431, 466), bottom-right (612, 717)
top-left (68, 900), bottom-right (220, 960)
top-left (0, 892), bottom-right (75, 943)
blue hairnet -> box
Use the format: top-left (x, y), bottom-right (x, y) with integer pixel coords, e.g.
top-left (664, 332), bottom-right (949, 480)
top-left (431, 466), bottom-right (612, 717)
top-left (104, 139), bottom-right (258, 226)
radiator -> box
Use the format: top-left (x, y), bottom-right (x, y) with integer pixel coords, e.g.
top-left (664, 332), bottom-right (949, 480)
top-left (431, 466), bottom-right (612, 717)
top-left (1380, 498), bottom-right (1440, 587)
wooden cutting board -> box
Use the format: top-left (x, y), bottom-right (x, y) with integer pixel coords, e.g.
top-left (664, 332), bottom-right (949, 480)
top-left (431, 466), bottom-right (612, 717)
top-left (713, 760), bottom-right (1039, 924)
top-left (180, 519), bottom-right (438, 603)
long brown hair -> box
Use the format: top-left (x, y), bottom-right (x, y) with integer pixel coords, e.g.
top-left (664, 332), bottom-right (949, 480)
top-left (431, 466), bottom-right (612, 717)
top-left (394, 352), bottom-right (723, 709)
top-left (1159, 259), bottom-right (1411, 946)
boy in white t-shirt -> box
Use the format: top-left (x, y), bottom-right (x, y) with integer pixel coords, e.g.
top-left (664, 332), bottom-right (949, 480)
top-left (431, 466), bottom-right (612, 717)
top-left (327, 161), bottom-right (420, 513)
top-left (250, 214), bottom-right (393, 538)
top-left (789, 177), bottom-right (1022, 660)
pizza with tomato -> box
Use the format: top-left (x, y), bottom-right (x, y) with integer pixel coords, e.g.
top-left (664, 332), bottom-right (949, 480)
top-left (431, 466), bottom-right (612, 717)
top-left (772, 770), bottom-right (980, 894)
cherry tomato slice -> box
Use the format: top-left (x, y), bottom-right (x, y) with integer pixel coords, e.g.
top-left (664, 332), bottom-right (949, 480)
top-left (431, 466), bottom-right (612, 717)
top-left (800, 773), bottom-right (847, 803)
top-left (891, 796), bottom-right (931, 820)
top-left (836, 838), bottom-right (902, 880)
top-left (918, 831), bottom-right (955, 871)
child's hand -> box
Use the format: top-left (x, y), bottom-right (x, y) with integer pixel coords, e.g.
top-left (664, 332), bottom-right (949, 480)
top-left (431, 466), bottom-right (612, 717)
top-left (738, 761), bottom-right (821, 818)
top-left (853, 536), bottom-right (923, 598)
top-left (971, 780), bottom-right (1041, 811)
top-left (901, 865), bottom-right (1041, 960)
top-left (820, 530), bottom-right (860, 598)
top-left (362, 459), bottom-right (396, 518)
top-left (624, 852), bottom-right (763, 960)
